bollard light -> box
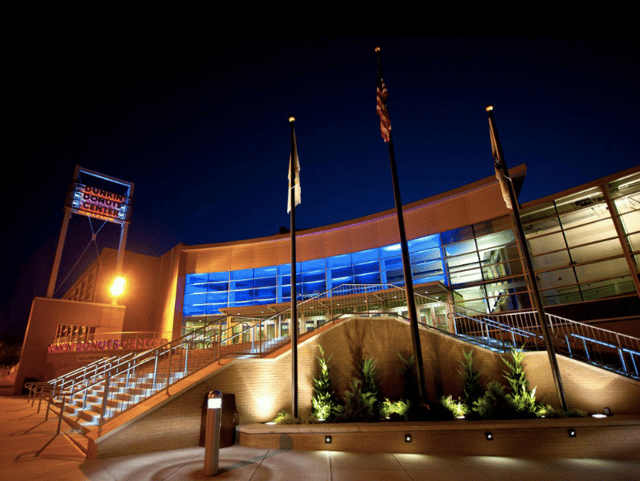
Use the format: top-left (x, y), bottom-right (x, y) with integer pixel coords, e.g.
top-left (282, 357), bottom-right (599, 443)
top-left (204, 391), bottom-right (223, 476)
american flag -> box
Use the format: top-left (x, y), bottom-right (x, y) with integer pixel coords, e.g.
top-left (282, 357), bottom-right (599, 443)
top-left (376, 69), bottom-right (392, 143)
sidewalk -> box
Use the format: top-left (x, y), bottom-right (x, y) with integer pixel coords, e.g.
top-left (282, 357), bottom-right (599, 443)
top-left (0, 395), bottom-right (637, 481)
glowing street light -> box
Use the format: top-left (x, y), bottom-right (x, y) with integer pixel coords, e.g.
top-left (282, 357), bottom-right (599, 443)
top-left (110, 276), bottom-right (126, 303)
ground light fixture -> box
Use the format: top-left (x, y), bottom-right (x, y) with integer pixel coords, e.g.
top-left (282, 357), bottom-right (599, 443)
top-left (592, 407), bottom-right (613, 418)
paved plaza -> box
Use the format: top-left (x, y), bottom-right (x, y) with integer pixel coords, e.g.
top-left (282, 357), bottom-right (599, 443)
top-left (1, 395), bottom-right (637, 480)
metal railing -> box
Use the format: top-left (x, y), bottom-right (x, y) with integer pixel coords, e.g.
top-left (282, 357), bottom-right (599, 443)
top-left (28, 283), bottom-right (640, 437)
top-left (448, 304), bottom-right (640, 378)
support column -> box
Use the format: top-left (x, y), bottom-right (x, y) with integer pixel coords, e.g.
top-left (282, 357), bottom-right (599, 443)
top-left (602, 184), bottom-right (640, 299)
top-left (47, 208), bottom-right (72, 297)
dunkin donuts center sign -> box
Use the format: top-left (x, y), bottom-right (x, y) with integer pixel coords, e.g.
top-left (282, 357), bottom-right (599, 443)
top-left (48, 337), bottom-right (168, 354)
top-left (69, 184), bottom-right (131, 223)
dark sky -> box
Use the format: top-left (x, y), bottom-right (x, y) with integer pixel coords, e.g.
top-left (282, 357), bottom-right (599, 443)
top-left (2, 37), bottom-right (638, 339)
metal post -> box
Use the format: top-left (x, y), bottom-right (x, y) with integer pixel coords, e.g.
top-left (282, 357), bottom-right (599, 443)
top-left (152, 350), bottom-right (159, 391)
top-left (289, 118), bottom-right (299, 418)
top-left (217, 320), bottom-right (222, 365)
top-left (48, 208), bottom-right (72, 298)
top-left (56, 395), bottom-right (66, 435)
top-left (602, 184), bottom-right (640, 299)
top-left (45, 390), bottom-right (52, 421)
top-left (487, 106), bottom-right (568, 410)
top-left (166, 345), bottom-right (173, 394)
top-left (204, 391), bottom-right (223, 476)
top-left (37, 388), bottom-right (44, 413)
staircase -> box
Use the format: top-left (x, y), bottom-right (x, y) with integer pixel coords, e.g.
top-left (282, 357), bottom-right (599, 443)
top-left (26, 283), bottom-right (640, 449)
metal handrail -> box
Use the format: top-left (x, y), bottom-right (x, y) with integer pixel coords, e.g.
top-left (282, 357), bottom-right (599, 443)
top-left (38, 282), bottom-right (640, 437)
top-left (51, 353), bottom-right (137, 397)
top-left (43, 313), bottom-right (260, 435)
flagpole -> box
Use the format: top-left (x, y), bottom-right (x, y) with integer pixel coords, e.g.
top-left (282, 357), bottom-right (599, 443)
top-left (375, 46), bottom-right (427, 406)
top-left (486, 105), bottom-right (568, 411)
top-left (288, 116), bottom-right (299, 418)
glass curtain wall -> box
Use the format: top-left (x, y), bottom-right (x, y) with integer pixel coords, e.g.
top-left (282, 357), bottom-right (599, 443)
top-left (608, 172), bottom-right (640, 271)
top-left (184, 234), bottom-right (446, 317)
top-left (440, 217), bottom-right (528, 313)
top-left (183, 220), bottom-right (526, 319)
top-left (521, 174), bottom-right (640, 306)
top-left (183, 171), bottom-right (640, 325)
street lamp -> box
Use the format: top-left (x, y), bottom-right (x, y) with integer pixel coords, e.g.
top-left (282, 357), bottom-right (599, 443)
top-left (110, 276), bottom-right (126, 304)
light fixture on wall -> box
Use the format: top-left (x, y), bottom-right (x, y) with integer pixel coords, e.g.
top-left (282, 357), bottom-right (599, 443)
top-left (405, 434), bottom-right (411, 443)
top-left (485, 432), bottom-right (493, 441)
top-left (325, 435), bottom-right (332, 444)
top-left (567, 428), bottom-right (576, 438)
top-left (110, 276), bottom-right (126, 305)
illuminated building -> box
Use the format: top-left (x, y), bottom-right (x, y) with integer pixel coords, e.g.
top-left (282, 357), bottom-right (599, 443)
top-left (6, 164), bottom-right (640, 394)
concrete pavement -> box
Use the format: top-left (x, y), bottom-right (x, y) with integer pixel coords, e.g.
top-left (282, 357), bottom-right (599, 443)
top-left (1, 395), bottom-right (638, 480)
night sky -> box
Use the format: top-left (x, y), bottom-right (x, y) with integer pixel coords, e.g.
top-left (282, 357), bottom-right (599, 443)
top-left (2, 37), bottom-right (638, 340)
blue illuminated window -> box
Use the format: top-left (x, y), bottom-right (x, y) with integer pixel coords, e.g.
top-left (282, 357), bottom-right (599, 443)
top-left (183, 234), bottom-right (446, 317)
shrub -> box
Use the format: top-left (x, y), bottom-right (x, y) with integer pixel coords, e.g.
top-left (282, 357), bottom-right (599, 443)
top-left (471, 347), bottom-right (546, 419)
top-left (502, 347), bottom-right (529, 395)
top-left (380, 398), bottom-right (412, 420)
top-left (311, 346), bottom-right (339, 421)
top-left (359, 358), bottom-right (380, 409)
top-left (273, 410), bottom-right (299, 424)
top-left (398, 352), bottom-right (419, 405)
top-left (440, 395), bottom-right (468, 418)
top-left (538, 405), bottom-right (588, 418)
top-left (332, 357), bottom-right (381, 422)
top-left (502, 347), bottom-right (540, 418)
top-left (336, 378), bottom-right (378, 422)
top-left (472, 380), bottom-right (515, 419)
top-left (459, 350), bottom-right (483, 406)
